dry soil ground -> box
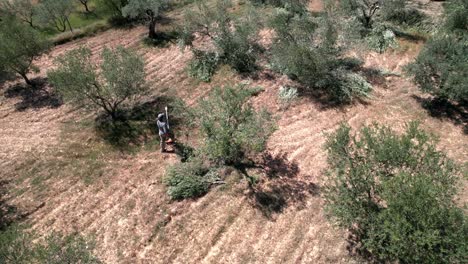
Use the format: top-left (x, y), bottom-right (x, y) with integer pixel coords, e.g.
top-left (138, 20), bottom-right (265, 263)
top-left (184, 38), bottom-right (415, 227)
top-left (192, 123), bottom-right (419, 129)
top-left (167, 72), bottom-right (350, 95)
top-left (0, 1), bottom-right (466, 264)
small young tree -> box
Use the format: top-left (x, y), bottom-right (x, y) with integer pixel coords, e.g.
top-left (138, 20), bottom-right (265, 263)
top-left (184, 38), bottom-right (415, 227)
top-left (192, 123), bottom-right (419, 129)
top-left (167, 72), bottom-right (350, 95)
top-left (339, 0), bottom-right (381, 29)
top-left (197, 85), bottom-right (275, 165)
top-left (407, 0), bottom-right (467, 103)
top-left (36, 0), bottom-right (75, 32)
top-left (179, 0), bottom-right (261, 79)
top-left (0, 0), bottom-right (36, 28)
top-left (122, 0), bottom-right (168, 39)
top-left (324, 122), bottom-right (467, 263)
top-left (0, 18), bottom-right (50, 85)
top-left (48, 46), bottom-right (148, 120)
top-left (268, 7), bottom-right (372, 102)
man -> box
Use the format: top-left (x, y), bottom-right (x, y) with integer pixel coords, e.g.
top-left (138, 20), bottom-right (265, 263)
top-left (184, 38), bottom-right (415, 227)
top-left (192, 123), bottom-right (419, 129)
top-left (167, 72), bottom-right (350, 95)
top-left (157, 113), bottom-right (170, 152)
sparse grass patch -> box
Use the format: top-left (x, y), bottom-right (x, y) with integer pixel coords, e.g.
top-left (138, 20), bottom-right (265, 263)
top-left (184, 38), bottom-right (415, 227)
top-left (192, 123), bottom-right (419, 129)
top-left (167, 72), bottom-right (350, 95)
top-left (51, 21), bottom-right (111, 45)
top-left (0, 225), bottom-right (101, 264)
top-left (9, 120), bottom-right (113, 195)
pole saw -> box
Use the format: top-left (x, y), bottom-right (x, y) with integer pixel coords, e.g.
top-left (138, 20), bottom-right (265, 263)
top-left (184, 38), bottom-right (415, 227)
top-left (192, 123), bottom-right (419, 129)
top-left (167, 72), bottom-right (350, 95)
top-left (165, 106), bottom-right (173, 144)
top-left (165, 106), bottom-right (170, 129)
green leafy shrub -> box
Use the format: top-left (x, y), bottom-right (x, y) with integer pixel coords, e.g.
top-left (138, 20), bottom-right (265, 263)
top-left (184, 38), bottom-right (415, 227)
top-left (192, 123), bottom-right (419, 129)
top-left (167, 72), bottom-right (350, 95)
top-left (324, 122), bottom-right (467, 263)
top-left (444, 0), bottom-right (468, 34)
top-left (187, 50), bottom-right (219, 82)
top-left (366, 25), bottom-right (398, 53)
top-left (407, 34), bottom-right (467, 102)
top-left (164, 159), bottom-right (210, 200)
top-left (407, 0), bottom-right (467, 103)
top-left (197, 85), bottom-right (275, 165)
top-left (327, 69), bottom-right (372, 102)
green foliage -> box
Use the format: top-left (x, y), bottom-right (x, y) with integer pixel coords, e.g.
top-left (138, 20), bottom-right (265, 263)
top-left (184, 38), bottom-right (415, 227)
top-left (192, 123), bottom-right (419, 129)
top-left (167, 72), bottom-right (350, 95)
top-left (0, 0), bottom-right (36, 28)
top-left (381, 0), bottom-right (426, 27)
top-left (444, 0), bottom-right (468, 34)
top-left (407, 0), bottom-right (468, 102)
top-left (250, 0), bottom-right (307, 13)
top-left (269, 8), bottom-right (372, 102)
top-left (338, 0), bottom-right (380, 29)
top-left (180, 0), bottom-right (261, 78)
top-left (366, 24), bottom-right (398, 53)
top-left (96, 0), bottom-right (128, 17)
top-left (48, 46), bottom-right (148, 120)
top-left (408, 34), bottom-right (467, 102)
top-left (0, 17), bottom-right (50, 85)
top-left (327, 69), bottom-right (372, 102)
top-left (197, 85), bottom-right (275, 165)
top-left (0, 225), bottom-right (100, 264)
top-left (164, 158), bottom-right (210, 200)
top-left (36, 0), bottom-right (75, 32)
top-left (324, 122), bottom-right (467, 263)
top-left (187, 50), bottom-right (219, 82)
top-left (337, 0), bottom-right (428, 51)
top-left (122, 0), bottom-right (168, 39)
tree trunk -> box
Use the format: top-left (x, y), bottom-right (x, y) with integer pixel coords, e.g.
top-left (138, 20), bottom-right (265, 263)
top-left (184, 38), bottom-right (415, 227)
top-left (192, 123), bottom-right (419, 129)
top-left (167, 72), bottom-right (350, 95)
top-left (19, 72), bottom-right (32, 86)
top-left (83, 2), bottom-right (91, 13)
top-left (66, 17), bottom-right (73, 33)
top-left (56, 19), bottom-right (67, 32)
top-left (148, 20), bottom-right (157, 39)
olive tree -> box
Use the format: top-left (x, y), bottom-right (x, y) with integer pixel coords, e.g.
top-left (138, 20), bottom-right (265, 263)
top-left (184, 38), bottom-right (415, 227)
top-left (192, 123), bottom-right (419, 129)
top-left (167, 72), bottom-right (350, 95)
top-left (48, 46), bottom-right (148, 120)
top-left (0, 18), bottom-right (50, 85)
top-left (197, 85), bottom-right (275, 165)
top-left (324, 122), bottom-right (467, 263)
top-left (122, 0), bottom-right (168, 39)
top-left (407, 0), bottom-right (467, 102)
top-left (179, 0), bottom-right (261, 80)
top-left (36, 0), bottom-right (75, 32)
top-left (268, 7), bottom-right (372, 102)
top-left (0, 0), bottom-right (36, 28)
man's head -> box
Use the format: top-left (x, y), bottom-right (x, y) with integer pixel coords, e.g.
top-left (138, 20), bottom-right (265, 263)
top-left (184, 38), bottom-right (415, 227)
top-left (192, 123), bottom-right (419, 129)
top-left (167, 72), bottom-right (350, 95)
top-left (158, 113), bottom-right (165, 121)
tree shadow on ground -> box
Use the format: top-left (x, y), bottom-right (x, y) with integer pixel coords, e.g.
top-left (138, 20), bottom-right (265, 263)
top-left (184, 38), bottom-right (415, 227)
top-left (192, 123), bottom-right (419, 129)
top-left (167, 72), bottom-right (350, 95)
top-left (0, 180), bottom-right (18, 230)
top-left (242, 152), bottom-right (320, 220)
top-left (394, 29), bottom-right (427, 42)
top-left (412, 95), bottom-right (468, 134)
top-left (0, 71), bottom-right (16, 86)
top-left (3, 78), bottom-right (62, 111)
top-left (0, 180), bottom-right (46, 231)
top-left (94, 95), bottom-right (187, 151)
top-left (143, 30), bottom-right (180, 48)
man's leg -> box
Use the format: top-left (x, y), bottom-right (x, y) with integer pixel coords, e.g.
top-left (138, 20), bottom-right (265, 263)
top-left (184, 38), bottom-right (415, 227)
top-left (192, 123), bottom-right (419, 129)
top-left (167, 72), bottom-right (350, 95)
top-left (160, 134), bottom-right (166, 152)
